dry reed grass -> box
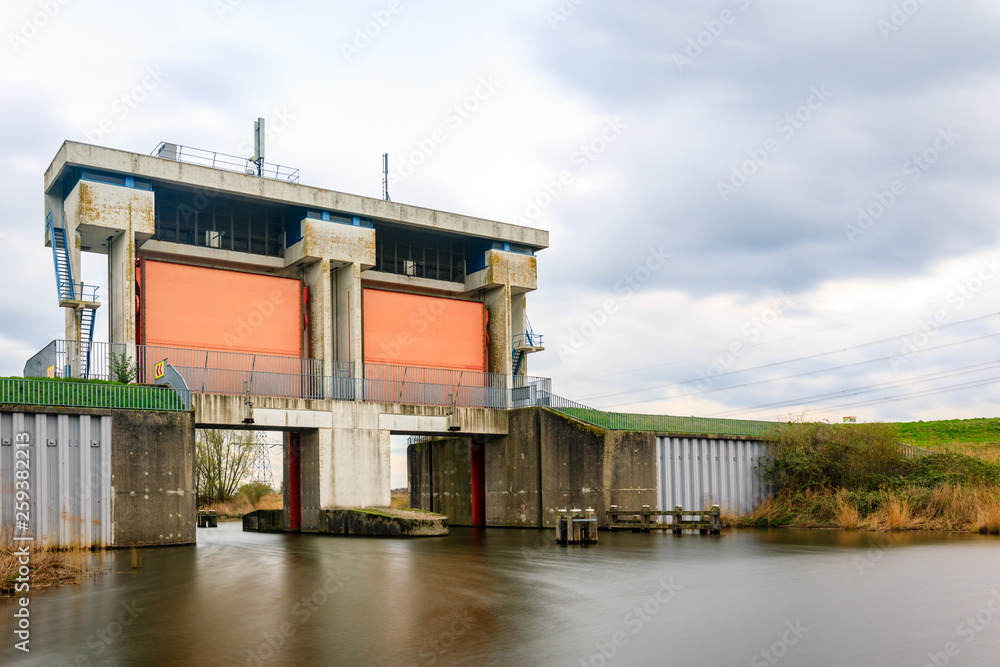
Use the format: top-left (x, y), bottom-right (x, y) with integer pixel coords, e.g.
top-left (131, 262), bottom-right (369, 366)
top-left (834, 489), bottom-right (860, 529)
top-left (390, 490), bottom-right (409, 509)
top-left (0, 523), bottom-right (107, 597)
top-left (199, 491), bottom-right (282, 518)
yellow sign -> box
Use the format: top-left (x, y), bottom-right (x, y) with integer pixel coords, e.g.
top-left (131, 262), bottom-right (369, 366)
top-left (154, 360), bottom-right (165, 380)
top-left (46, 365), bottom-right (55, 378)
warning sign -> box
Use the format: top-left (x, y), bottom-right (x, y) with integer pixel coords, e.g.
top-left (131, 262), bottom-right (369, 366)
top-left (154, 360), bottom-right (166, 380)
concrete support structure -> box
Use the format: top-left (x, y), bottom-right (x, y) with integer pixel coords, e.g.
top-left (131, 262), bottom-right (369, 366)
top-left (43, 140), bottom-right (548, 517)
top-left (61, 179), bottom-right (154, 354)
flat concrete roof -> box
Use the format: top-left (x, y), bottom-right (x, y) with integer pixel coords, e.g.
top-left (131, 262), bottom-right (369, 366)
top-left (44, 141), bottom-right (549, 249)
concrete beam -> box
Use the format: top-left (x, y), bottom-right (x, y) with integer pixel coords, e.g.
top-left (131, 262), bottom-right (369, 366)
top-left (45, 141), bottom-right (549, 248)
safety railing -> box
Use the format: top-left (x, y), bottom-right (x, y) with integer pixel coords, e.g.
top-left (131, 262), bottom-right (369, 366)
top-left (33, 341), bottom-right (553, 409)
top-left (138, 345), bottom-right (342, 400)
top-left (46, 340), bottom-right (128, 381)
top-left (57, 282), bottom-right (100, 303)
top-left (362, 363), bottom-right (550, 409)
top-left (0, 378), bottom-right (186, 411)
top-left (513, 332), bottom-right (544, 349)
top-left (151, 142), bottom-right (300, 184)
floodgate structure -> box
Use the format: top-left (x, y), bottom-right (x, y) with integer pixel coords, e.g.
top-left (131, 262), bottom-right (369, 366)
top-left (1, 140), bottom-right (776, 547)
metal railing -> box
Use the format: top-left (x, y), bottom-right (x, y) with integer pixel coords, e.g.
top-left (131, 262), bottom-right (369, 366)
top-left (0, 377), bottom-right (186, 411)
top-left (39, 341), bottom-right (553, 409)
top-left (138, 345), bottom-right (341, 400)
top-left (512, 332), bottom-right (544, 349)
top-left (61, 282), bottom-right (100, 302)
top-left (362, 364), bottom-right (548, 409)
top-left (49, 340), bottom-right (128, 381)
top-left (899, 443), bottom-right (936, 459)
top-left (151, 142), bottom-right (300, 183)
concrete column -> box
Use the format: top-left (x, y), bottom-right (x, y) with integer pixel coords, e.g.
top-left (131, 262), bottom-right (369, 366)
top-left (316, 402), bottom-right (391, 508)
top-left (108, 231), bottom-right (137, 356)
top-left (299, 427), bottom-right (325, 531)
top-left (305, 259), bottom-right (333, 374)
top-left (485, 284), bottom-right (512, 376)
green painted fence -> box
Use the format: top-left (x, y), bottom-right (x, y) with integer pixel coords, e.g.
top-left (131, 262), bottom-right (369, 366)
top-left (0, 378), bottom-right (186, 411)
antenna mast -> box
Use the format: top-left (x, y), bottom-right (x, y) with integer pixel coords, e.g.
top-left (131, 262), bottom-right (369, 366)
top-left (382, 153), bottom-right (390, 201)
top-left (253, 117), bottom-right (265, 176)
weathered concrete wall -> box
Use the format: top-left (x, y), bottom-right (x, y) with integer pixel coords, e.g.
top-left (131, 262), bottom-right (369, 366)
top-left (485, 408), bottom-right (541, 527)
top-left (109, 409), bottom-right (196, 547)
top-left (412, 407), bottom-right (659, 529)
top-left (537, 410), bottom-right (656, 527)
top-left (407, 437), bottom-right (472, 525)
top-left (299, 428), bottom-right (322, 531)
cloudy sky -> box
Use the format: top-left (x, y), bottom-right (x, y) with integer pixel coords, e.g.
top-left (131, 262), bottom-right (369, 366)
top-left (3, 1), bottom-right (1000, 484)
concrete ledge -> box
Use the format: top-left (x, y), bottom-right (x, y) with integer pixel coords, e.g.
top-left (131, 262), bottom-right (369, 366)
top-left (243, 509), bottom-right (284, 532)
top-left (318, 508), bottom-right (448, 537)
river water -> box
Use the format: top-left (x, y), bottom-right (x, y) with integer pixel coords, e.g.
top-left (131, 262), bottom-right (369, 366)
top-left (2, 523), bottom-right (999, 666)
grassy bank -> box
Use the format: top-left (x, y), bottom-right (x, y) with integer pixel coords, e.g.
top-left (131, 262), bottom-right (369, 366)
top-left (733, 421), bottom-right (1000, 533)
top-left (895, 417), bottom-right (1000, 461)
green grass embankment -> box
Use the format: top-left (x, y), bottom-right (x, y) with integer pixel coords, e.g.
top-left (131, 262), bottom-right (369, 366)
top-left (733, 420), bottom-right (1000, 533)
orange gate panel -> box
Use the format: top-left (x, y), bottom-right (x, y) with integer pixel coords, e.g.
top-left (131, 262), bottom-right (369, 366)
top-left (143, 260), bottom-right (301, 356)
top-left (363, 289), bottom-right (485, 371)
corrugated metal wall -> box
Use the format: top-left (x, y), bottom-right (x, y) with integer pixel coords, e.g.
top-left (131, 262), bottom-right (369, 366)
top-left (1, 411), bottom-right (112, 548)
top-left (656, 436), bottom-right (772, 515)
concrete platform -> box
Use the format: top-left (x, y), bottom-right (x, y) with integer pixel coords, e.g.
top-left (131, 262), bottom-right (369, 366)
top-left (319, 508), bottom-right (448, 537)
top-left (241, 508), bottom-right (449, 537)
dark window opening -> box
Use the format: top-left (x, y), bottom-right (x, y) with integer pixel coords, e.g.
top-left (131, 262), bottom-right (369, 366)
top-left (153, 187), bottom-right (287, 258)
top-left (375, 225), bottom-right (465, 283)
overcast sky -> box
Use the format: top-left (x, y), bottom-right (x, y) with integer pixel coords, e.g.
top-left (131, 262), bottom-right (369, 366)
top-left (3, 1), bottom-right (1000, 483)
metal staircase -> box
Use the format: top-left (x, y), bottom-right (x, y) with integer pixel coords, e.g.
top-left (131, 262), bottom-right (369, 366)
top-left (512, 319), bottom-right (544, 376)
top-left (47, 213), bottom-right (100, 378)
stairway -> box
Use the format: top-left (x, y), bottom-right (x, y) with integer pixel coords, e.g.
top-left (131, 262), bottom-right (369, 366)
top-left (80, 306), bottom-right (96, 378)
top-left (48, 212), bottom-right (100, 378)
top-left (512, 320), bottom-right (544, 376)
top-left (48, 213), bottom-right (76, 301)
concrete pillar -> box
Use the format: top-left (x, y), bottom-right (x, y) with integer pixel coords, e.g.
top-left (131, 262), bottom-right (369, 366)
top-left (332, 263), bottom-right (364, 383)
top-left (298, 427), bottom-right (324, 531)
top-left (485, 284), bottom-right (512, 376)
top-left (108, 231), bottom-right (137, 356)
top-left (319, 427), bottom-right (391, 508)
top-left (305, 259), bottom-right (333, 373)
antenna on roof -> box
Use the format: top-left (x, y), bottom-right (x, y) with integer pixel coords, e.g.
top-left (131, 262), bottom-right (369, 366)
top-left (252, 117), bottom-right (265, 177)
top-left (382, 153), bottom-right (391, 202)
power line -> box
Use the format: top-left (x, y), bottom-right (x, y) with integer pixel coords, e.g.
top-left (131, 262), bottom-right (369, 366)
top-left (558, 287), bottom-right (1000, 388)
top-left (581, 313), bottom-right (999, 404)
top-left (709, 359), bottom-right (1000, 418)
top-left (600, 329), bottom-right (1000, 411)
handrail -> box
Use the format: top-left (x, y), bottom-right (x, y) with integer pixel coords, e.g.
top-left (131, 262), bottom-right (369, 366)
top-left (150, 142), bottom-right (300, 184)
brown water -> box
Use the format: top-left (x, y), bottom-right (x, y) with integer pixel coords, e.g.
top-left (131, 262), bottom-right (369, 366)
top-left (2, 523), bottom-right (1000, 666)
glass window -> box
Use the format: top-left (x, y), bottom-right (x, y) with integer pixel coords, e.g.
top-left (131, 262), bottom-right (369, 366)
top-left (374, 225), bottom-right (465, 282)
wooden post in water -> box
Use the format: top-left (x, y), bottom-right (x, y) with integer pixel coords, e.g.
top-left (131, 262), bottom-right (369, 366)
top-left (673, 505), bottom-right (683, 534)
top-left (641, 505), bottom-right (650, 533)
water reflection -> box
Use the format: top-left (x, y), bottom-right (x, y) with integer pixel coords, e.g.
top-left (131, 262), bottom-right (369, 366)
top-left (2, 525), bottom-right (999, 666)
